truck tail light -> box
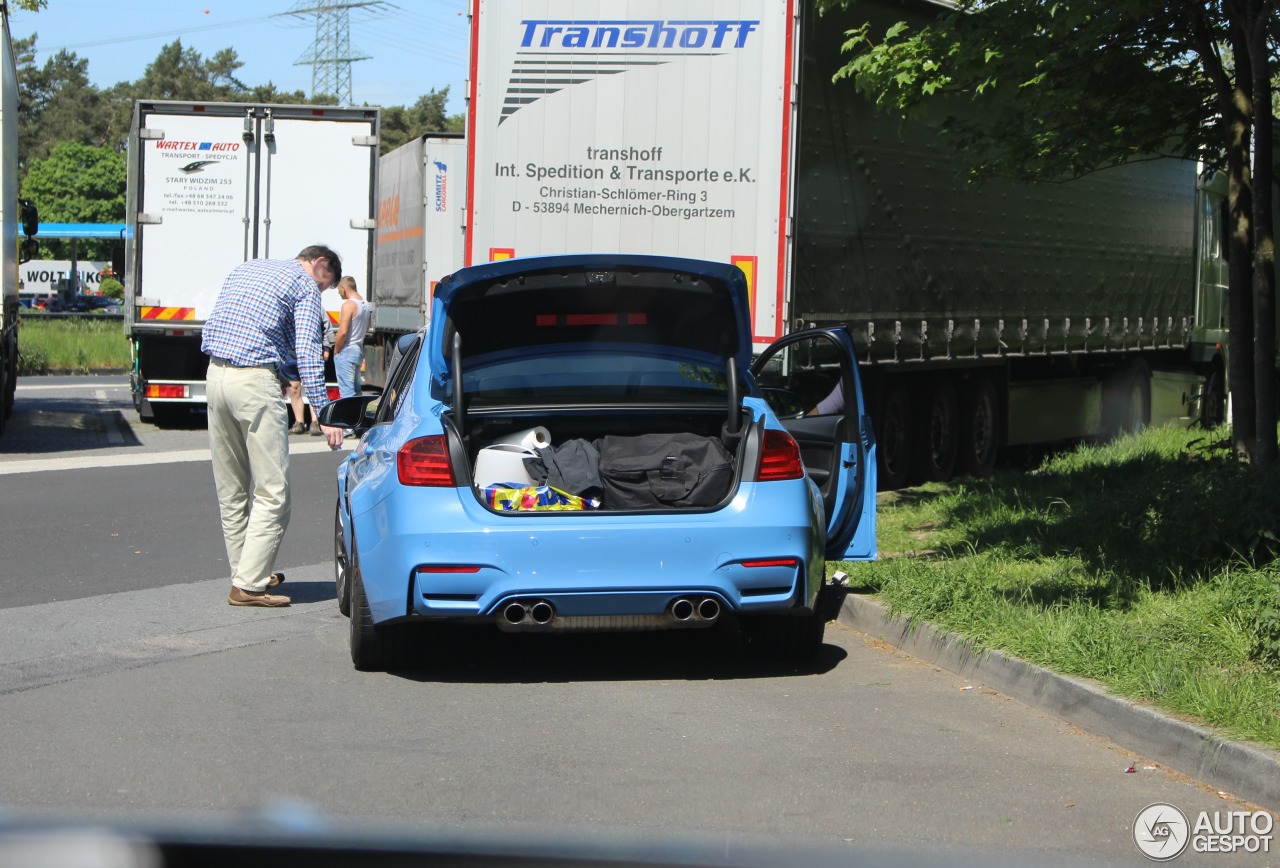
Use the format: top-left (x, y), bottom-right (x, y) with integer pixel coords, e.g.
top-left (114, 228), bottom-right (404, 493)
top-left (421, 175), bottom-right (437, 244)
top-left (398, 435), bottom-right (456, 487)
top-left (757, 429), bottom-right (804, 481)
top-left (146, 384), bottom-right (188, 399)
top-left (326, 385), bottom-right (341, 401)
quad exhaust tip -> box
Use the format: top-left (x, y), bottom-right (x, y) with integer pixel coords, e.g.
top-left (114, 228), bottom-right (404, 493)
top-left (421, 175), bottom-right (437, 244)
top-left (497, 596), bottom-right (723, 631)
top-left (502, 599), bottom-right (556, 627)
top-left (670, 596), bottom-right (721, 624)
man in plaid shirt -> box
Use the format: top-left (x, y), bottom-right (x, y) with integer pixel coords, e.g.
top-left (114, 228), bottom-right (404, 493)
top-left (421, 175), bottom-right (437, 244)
top-left (202, 245), bottom-right (345, 607)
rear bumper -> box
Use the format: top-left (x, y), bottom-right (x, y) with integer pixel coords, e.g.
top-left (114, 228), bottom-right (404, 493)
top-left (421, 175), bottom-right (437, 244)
top-left (352, 478), bottom-right (826, 625)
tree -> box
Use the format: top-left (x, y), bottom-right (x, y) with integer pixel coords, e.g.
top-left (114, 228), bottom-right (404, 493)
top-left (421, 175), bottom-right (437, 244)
top-left (19, 141), bottom-right (126, 260)
top-left (828, 0), bottom-right (1279, 464)
top-left (379, 88), bottom-right (464, 154)
top-left (15, 36), bottom-right (109, 179)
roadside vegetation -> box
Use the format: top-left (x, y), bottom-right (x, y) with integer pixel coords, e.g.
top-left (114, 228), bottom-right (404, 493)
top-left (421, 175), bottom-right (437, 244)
top-left (17, 316), bottom-right (129, 374)
top-left (836, 425), bottom-right (1280, 750)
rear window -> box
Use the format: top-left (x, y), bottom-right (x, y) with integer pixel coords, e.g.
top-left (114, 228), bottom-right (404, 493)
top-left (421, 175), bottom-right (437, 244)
top-left (451, 351), bottom-right (727, 405)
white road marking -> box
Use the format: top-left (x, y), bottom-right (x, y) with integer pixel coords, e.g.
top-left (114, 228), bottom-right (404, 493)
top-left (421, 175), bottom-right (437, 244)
top-left (16, 382), bottom-right (130, 391)
top-left (0, 439), bottom-right (349, 475)
top-left (94, 389), bottom-right (126, 445)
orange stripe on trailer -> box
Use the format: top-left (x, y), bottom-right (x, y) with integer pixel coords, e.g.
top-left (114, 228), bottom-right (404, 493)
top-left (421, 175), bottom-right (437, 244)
top-left (377, 226), bottom-right (424, 244)
top-left (490, 248), bottom-right (515, 261)
top-left (731, 256), bottom-right (758, 328)
top-left (327, 310), bottom-right (340, 325)
top-left (140, 306), bottom-right (196, 321)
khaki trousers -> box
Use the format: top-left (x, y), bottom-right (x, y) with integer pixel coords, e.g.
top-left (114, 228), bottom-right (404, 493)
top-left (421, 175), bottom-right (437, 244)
top-left (206, 359), bottom-right (291, 593)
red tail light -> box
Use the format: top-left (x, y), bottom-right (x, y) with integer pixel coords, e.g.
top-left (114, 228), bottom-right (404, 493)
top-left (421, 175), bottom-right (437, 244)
top-left (398, 436), bottom-right (456, 486)
top-left (757, 429), bottom-right (804, 481)
top-left (326, 385), bottom-right (341, 401)
top-left (146, 384), bottom-right (188, 399)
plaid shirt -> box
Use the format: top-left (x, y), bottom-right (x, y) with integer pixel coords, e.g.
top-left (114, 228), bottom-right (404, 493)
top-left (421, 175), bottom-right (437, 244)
top-left (201, 258), bottom-right (329, 411)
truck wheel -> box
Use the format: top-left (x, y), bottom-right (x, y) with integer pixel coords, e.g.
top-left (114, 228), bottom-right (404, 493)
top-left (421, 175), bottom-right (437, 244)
top-left (1200, 365), bottom-right (1225, 429)
top-left (877, 380), bottom-right (913, 490)
top-left (914, 377), bottom-right (958, 483)
top-left (1103, 360), bottom-right (1150, 438)
top-left (349, 547), bottom-right (416, 671)
top-left (2, 338), bottom-right (14, 420)
top-left (334, 500), bottom-right (351, 617)
top-left (959, 377), bottom-right (1000, 478)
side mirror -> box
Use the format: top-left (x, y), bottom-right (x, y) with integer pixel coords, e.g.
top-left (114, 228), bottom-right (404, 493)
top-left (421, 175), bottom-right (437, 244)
top-left (20, 238), bottom-right (38, 264)
top-left (317, 394), bottom-right (379, 430)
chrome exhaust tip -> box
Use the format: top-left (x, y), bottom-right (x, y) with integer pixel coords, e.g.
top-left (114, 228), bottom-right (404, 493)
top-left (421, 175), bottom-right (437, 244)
top-left (697, 597), bottom-right (721, 622)
top-left (503, 602), bottom-right (527, 625)
top-left (529, 600), bottom-right (555, 625)
top-left (671, 598), bottom-right (695, 621)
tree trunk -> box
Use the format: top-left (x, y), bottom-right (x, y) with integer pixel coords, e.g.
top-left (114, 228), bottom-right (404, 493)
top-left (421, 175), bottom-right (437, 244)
top-left (1247, 0), bottom-right (1277, 465)
top-left (1223, 7), bottom-right (1257, 460)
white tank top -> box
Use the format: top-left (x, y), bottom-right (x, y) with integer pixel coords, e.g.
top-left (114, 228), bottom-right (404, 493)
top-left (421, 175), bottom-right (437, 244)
top-left (346, 298), bottom-right (373, 350)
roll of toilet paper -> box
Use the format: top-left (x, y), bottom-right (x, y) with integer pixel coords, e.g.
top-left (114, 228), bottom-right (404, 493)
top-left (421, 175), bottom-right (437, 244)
top-left (494, 426), bottom-right (552, 450)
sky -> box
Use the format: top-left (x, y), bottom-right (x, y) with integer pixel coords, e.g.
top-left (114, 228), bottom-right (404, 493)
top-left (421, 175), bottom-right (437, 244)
top-left (9, 0), bottom-right (470, 114)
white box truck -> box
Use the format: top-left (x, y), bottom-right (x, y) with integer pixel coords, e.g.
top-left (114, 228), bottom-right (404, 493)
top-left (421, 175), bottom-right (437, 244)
top-left (465, 0), bottom-right (1274, 488)
top-left (0, 3), bottom-right (38, 436)
top-left (123, 100), bottom-right (379, 424)
top-left (366, 132), bottom-right (467, 384)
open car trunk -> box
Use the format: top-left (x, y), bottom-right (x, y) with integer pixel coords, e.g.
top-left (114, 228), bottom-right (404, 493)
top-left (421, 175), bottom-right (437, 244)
top-left (454, 402), bottom-right (753, 513)
top-left (429, 256), bottom-right (756, 514)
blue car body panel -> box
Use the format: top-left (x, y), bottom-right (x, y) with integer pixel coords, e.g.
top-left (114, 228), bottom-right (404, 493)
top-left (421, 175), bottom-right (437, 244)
top-left (334, 254), bottom-right (875, 630)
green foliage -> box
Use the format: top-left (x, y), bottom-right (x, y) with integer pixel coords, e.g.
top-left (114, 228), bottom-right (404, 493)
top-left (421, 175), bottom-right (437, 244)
top-left (380, 88), bottom-right (465, 154)
top-left (17, 317), bottom-right (129, 372)
top-left (98, 277), bottom-right (124, 299)
top-left (825, 0), bottom-right (1222, 182)
top-left (15, 39), bottom-right (108, 179)
top-left (19, 141), bottom-right (125, 260)
top-left (842, 424), bottom-right (1280, 747)
top-left (17, 28), bottom-right (462, 162)
top-left (15, 342), bottom-right (49, 375)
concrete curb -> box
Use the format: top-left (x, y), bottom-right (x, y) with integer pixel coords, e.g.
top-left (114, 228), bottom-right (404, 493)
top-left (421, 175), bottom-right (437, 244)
top-left (838, 593), bottom-right (1280, 811)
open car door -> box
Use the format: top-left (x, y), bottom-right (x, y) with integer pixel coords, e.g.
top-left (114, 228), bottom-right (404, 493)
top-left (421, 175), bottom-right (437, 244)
top-left (752, 327), bottom-right (877, 561)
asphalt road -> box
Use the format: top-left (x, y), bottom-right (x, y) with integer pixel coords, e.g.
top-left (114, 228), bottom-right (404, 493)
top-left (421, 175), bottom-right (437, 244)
top-left (0, 376), bottom-right (1272, 866)
top-left (1, 376), bottom-right (347, 607)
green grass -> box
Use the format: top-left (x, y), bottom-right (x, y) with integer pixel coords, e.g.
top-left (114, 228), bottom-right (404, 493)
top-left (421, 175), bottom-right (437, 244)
top-left (16, 315), bottom-right (131, 374)
top-left (836, 426), bottom-right (1280, 749)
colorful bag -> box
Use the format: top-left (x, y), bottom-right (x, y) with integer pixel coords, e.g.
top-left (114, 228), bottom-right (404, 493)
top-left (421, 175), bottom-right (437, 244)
top-left (481, 483), bottom-right (601, 512)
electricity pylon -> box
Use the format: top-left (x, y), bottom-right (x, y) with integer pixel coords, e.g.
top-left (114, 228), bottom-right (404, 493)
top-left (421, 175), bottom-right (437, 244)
top-left (276, 1), bottom-right (391, 105)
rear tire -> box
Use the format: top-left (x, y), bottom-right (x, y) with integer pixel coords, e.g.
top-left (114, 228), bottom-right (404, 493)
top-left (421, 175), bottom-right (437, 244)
top-left (877, 379), bottom-right (913, 490)
top-left (1102, 360), bottom-right (1150, 438)
top-left (334, 500), bottom-right (351, 617)
top-left (743, 611), bottom-right (826, 663)
top-left (1200, 364), bottom-right (1225, 429)
top-left (2, 335), bottom-right (14, 421)
top-left (959, 377), bottom-right (1000, 478)
top-left (914, 377), bottom-right (958, 483)
top-left (349, 550), bottom-right (416, 671)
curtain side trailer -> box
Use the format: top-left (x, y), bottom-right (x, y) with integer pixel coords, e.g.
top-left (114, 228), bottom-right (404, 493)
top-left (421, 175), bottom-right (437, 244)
top-left (458, 0), bottom-right (1269, 487)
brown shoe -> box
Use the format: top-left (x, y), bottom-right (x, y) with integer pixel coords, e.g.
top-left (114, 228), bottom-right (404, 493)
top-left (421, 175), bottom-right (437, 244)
top-left (228, 585), bottom-right (291, 607)
top-left (289, 421), bottom-right (310, 435)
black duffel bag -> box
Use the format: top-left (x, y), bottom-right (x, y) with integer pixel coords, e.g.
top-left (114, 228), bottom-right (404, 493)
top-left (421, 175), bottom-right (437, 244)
top-left (596, 433), bottom-right (734, 509)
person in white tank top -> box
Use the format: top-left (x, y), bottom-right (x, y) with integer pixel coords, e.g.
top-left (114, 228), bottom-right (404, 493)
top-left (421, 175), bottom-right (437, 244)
top-left (333, 276), bottom-right (373, 400)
